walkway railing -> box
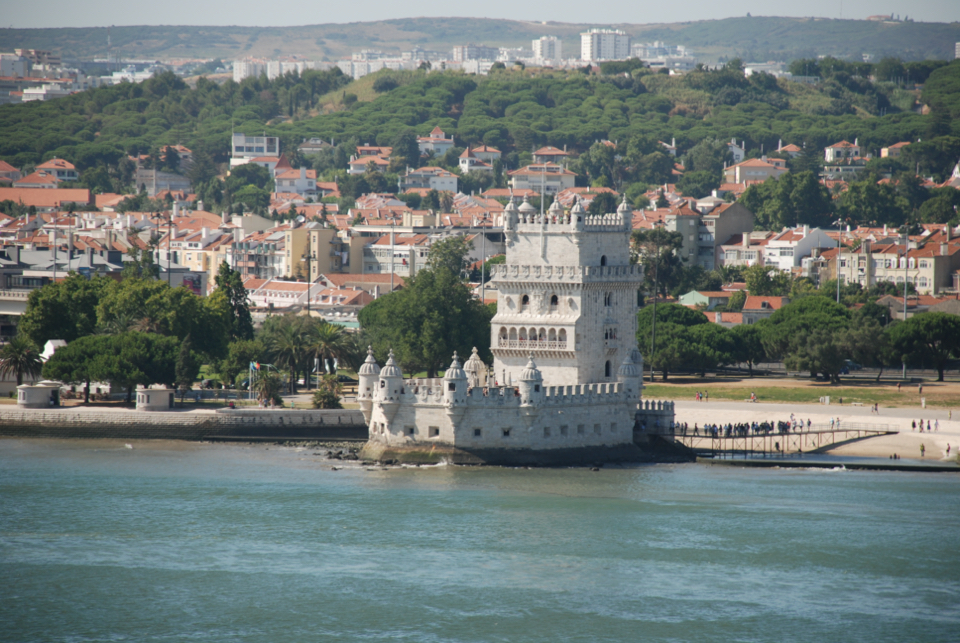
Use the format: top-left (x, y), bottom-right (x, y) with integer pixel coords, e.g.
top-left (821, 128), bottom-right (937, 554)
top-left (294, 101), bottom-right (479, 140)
top-left (670, 423), bottom-right (897, 459)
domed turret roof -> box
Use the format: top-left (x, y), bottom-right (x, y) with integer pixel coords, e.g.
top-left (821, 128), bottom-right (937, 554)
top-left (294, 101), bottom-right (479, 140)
top-left (617, 194), bottom-right (632, 215)
top-left (570, 196), bottom-right (584, 216)
top-left (358, 345), bottom-right (381, 376)
top-left (462, 347), bottom-right (485, 375)
top-left (443, 352), bottom-right (467, 380)
top-left (380, 349), bottom-right (403, 379)
top-left (618, 353), bottom-right (639, 378)
top-left (503, 197), bottom-right (518, 213)
top-left (548, 199), bottom-right (563, 214)
top-left (518, 196), bottom-right (536, 214)
top-left (519, 355), bottom-right (543, 382)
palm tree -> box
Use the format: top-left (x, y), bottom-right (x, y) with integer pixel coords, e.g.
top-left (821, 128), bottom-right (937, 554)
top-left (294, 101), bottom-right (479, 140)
top-left (0, 335), bottom-right (43, 386)
top-left (305, 320), bottom-right (352, 388)
top-left (263, 316), bottom-right (310, 394)
top-left (251, 372), bottom-right (282, 405)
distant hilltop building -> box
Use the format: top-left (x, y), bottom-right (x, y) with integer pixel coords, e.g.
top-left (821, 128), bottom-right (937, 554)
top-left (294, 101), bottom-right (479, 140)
top-left (358, 196), bottom-right (676, 465)
top-left (580, 29), bottom-right (631, 62)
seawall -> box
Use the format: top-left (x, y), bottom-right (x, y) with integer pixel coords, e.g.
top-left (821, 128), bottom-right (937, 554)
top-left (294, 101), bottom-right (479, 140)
top-left (0, 407), bottom-right (368, 442)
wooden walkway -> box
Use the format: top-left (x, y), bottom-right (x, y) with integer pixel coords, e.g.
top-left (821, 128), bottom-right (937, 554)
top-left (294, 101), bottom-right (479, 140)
top-left (672, 423), bottom-right (898, 459)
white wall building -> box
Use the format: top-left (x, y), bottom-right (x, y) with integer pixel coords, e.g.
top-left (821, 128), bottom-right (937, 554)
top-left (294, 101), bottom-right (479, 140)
top-left (580, 29), bottom-right (631, 62)
top-left (532, 37), bottom-right (562, 64)
top-left (230, 133), bottom-right (280, 168)
top-left (233, 59), bottom-right (264, 82)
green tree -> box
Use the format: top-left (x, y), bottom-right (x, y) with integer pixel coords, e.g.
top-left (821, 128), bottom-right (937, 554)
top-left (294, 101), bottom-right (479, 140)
top-left (676, 170), bottom-right (720, 199)
top-left (636, 303), bottom-right (709, 380)
top-left (729, 324), bottom-right (766, 376)
top-left (391, 130), bottom-right (421, 170)
top-left (175, 333), bottom-right (200, 403)
top-left (761, 297), bottom-right (851, 380)
top-left (888, 312), bottom-right (960, 381)
top-left (18, 273), bottom-right (112, 348)
top-left (214, 261), bottom-right (254, 340)
top-left (261, 314), bottom-right (311, 394)
top-left (217, 339), bottom-right (264, 386)
top-left (41, 335), bottom-right (110, 403)
top-left (426, 235), bottom-right (474, 278)
top-left (739, 171), bottom-right (834, 230)
top-left (305, 320), bottom-right (353, 388)
top-left (359, 267), bottom-right (492, 378)
top-left (251, 371), bottom-right (283, 406)
top-left (0, 334), bottom-right (43, 386)
top-left (744, 264), bottom-right (791, 296)
top-left (96, 278), bottom-right (231, 360)
top-left (587, 192), bottom-right (620, 216)
top-left (312, 374), bottom-right (343, 409)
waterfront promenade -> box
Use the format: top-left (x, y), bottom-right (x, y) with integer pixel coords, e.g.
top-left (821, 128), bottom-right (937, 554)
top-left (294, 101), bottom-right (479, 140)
top-left (668, 399), bottom-right (959, 460)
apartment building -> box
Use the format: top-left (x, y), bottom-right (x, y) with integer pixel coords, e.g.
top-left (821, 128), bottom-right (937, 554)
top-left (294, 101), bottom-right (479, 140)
top-left (508, 163), bottom-right (577, 195)
top-left (580, 29), bottom-right (631, 62)
top-left (532, 37), bottom-right (563, 63)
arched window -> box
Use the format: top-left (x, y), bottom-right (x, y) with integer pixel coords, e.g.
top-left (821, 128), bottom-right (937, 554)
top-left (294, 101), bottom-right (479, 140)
top-left (519, 328), bottom-right (527, 341)
top-left (509, 327), bottom-right (517, 341)
top-left (600, 255), bottom-right (607, 266)
top-left (549, 294), bottom-right (558, 311)
top-left (499, 327), bottom-right (508, 342)
top-left (604, 360), bottom-right (611, 378)
top-left (538, 328), bottom-right (546, 342)
top-left (558, 329), bottom-right (567, 345)
top-left (548, 328), bottom-right (557, 342)
top-left (521, 294), bottom-right (529, 311)
top-left (604, 292), bottom-right (613, 307)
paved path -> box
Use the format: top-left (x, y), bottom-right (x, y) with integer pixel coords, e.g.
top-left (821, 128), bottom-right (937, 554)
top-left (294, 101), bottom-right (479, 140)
top-left (656, 399), bottom-right (960, 460)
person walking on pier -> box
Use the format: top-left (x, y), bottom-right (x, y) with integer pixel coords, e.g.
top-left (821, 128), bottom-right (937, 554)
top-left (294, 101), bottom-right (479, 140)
top-left (920, 443), bottom-right (925, 458)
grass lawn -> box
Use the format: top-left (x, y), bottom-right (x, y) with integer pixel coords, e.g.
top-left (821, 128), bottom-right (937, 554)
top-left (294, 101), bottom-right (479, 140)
top-left (642, 377), bottom-right (960, 409)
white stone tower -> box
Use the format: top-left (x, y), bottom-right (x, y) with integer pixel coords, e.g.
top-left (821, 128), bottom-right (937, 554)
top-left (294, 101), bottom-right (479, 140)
top-left (490, 195), bottom-right (644, 387)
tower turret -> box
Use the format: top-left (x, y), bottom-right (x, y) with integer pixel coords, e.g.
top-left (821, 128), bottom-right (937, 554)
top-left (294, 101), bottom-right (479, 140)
top-left (518, 195), bottom-right (536, 223)
top-left (462, 346), bottom-right (486, 388)
top-left (548, 198), bottom-right (564, 223)
top-left (357, 345), bottom-right (380, 423)
top-left (443, 352), bottom-right (469, 421)
top-left (617, 350), bottom-right (642, 400)
top-left (517, 355), bottom-right (544, 406)
top-left (376, 349), bottom-right (404, 423)
top-left (569, 196), bottom-right (585, 231)
top-left (617, 194), bottom-right (632, 228)
top-left (503, 197), bottom-right (518, 232)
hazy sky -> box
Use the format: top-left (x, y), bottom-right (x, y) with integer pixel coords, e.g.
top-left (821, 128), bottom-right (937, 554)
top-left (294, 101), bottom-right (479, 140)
top-left (4, 0), bottom-right (959, 28)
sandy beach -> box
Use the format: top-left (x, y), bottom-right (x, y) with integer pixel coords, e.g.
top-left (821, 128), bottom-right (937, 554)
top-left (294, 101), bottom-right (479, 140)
top-left (667, 399), bottom-right (959, 461)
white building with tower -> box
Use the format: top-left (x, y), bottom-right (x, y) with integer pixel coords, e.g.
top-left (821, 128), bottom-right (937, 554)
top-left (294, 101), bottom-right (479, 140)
top-left (580, 29), bottom-right (631, 62)
top-left (358, 196), bottom-right (676, 465)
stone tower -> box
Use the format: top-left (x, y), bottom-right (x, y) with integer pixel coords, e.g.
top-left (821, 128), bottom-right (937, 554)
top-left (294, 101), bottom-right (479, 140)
top-left (490, 195), bottom-right (644, 386)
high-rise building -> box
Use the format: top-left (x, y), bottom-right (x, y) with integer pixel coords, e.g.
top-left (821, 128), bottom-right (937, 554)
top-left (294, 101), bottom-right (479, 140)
top-left (580, 29), bottom-right (631, 62)
top-left (955, 42), bottom-right (960, 59)
top-left (451, 44), bottom-right (499, 62)
top-left (532, 36), bottom-right (563, 63)
top-left (232, 59), bottom-right (264, 83)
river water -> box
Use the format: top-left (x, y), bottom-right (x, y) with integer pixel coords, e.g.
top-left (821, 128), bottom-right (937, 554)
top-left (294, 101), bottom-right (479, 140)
top-left (2, 439), bottom-right (958, 643)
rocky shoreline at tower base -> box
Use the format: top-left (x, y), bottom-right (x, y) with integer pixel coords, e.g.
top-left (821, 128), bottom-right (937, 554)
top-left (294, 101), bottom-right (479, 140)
top-left (359, 438), bottom-right (694, 467)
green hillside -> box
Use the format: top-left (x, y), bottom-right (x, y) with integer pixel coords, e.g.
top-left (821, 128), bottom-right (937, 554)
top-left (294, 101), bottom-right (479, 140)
top-left (0, 16), bottom-right (957, 63)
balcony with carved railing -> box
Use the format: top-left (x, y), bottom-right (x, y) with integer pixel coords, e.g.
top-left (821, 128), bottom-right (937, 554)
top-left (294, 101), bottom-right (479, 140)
top-left (497, 338), bottom-right (568, 351)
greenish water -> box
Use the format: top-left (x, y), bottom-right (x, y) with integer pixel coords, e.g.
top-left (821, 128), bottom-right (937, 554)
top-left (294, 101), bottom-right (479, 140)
top-left (1, 439), bottom-right (958, 643)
